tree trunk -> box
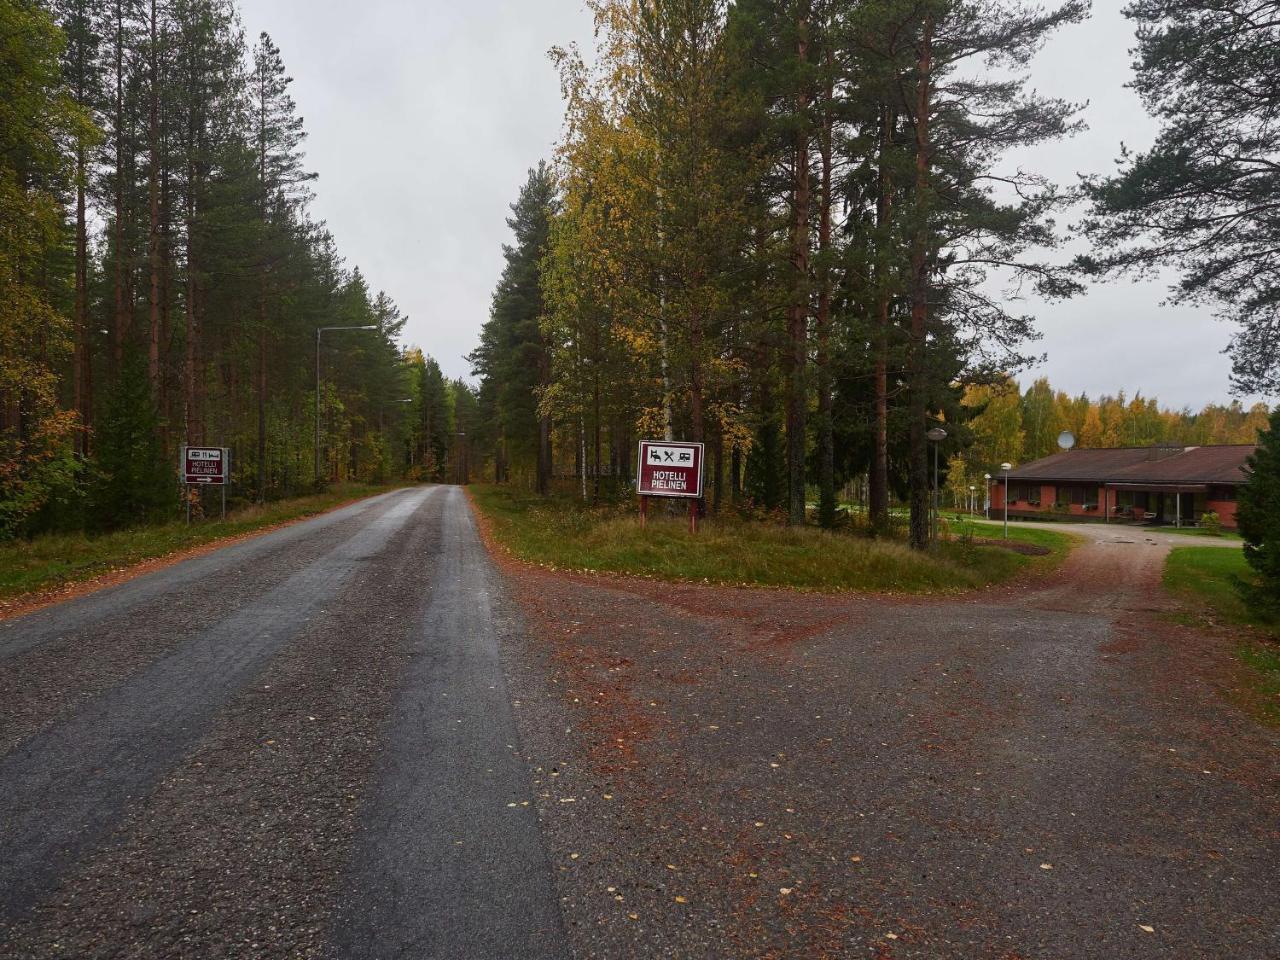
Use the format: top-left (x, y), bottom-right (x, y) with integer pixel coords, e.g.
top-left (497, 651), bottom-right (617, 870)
top-left (907, 17), bottom-right (934, 551)
top-left (146, 0), bottom-right (162, 399)
top-left (256, 316), bottom-right (267, 501)
top-left (815, 62), bottom-right (835, 528)
top-left (869, 104), bottom-right (894, 532)
top-left (73, 143), bottom-right (89, 454)
top-left (785, 3), bottom-right (811, 526)
top-left (112, 0), bottom-right (129, 373)
top-left (184, 193), bottom-right (200, 444)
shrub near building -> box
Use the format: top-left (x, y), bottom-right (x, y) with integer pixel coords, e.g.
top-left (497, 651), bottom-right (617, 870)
top-left (1237, 409), bottom-right (1280, 623)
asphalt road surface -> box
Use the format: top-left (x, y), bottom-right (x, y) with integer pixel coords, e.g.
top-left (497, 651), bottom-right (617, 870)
top-left (0, 486), bottom-right (565, 959)
top-left (1, 488), bottom-right (1275, 959)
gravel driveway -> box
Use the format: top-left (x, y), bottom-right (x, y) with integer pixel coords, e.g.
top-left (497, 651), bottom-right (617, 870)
top-left (491, 525), bottom-right (1278, 959)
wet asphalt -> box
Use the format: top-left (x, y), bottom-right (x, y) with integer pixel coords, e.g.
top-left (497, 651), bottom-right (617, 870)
top-left (0, 485), bottom-right (565, 959)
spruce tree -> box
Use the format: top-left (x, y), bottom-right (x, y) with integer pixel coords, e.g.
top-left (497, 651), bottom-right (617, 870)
top-left (1237, 408), bottom-right (1280, 622)
top-left (470, 164), bottom-right (556, 492)
top-left (93, 353), bottom-right (177, 528)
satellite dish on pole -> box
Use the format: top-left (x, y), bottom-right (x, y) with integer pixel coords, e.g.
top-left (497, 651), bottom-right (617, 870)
top-left (1058, 430), bottom-right (1076, 450)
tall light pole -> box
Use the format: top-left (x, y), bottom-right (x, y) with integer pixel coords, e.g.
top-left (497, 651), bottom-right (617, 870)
top-left (1000, 462), bottom-right (1013, 539)
top-left (926, 427), bottom-right (947, 543)
top-left (315, 325), bottom-right (378, 486)
top-left (968, 484), bottom-right (976, 515)
top-left (455, 431), bottom-right (468, 485)
top-left (984, 473), bottom-right (992, 519)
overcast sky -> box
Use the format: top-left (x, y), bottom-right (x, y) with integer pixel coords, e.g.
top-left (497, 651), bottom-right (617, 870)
top-left (236, 0), bottom-right (1263, 411)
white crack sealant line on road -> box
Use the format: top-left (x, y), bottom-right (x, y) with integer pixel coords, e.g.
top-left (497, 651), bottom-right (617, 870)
top-left (330, 485), bottom-right (568, 960)
top-left (0, 486), bottom-right (437, 926)
top-left (0, 486), bottom-right (410, 661)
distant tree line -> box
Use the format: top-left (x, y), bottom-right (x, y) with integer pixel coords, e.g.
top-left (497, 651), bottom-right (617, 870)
top-left (0, 0), bottom-right (469, 538)
top-left (473, 0), bottom-right (1276, 553)
top-left (948, 376), bottom-right (1272, 506)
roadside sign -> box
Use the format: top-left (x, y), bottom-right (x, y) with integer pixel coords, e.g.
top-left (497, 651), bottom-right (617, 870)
top-left (183, 446), bottom-right (228, 485)
top-left (637, 440), bottom-right (704, 498)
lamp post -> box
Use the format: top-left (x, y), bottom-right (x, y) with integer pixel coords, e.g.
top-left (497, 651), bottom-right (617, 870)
top-left (378, 398), bottom-right (413, 435)
top-left (315, 325), bottom-right (378, 486)
top-left (926, 427), bottom-right (948, 543)
top-left (984, 473), bottom-right (992, 519)
top-left (455, 431), bottom-right (468, 485)
top-left (1000, 462), bottom-right (1013, 539)
top-left (968, 484), bottom-right (976, 516)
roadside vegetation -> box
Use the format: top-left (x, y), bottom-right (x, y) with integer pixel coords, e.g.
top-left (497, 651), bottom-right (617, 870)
top-left (1164, 546), bottom-right (1279, 726)
top-left (470, 485), bottom-right (1071, 594)
top-left (0, 483), bottom-right (402, 605)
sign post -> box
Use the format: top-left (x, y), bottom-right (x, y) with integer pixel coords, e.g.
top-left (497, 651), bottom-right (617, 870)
top-left (181, 446), bottom-right (230, 522)
top-left (636, 440), bottom-right (704, 532)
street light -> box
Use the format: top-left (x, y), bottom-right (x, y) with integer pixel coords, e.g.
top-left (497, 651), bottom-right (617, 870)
top-left (315, 325), bottom-right (378, 485)
top-left (968, 484), bottom-right (976, 516)
top-left (1000, 462), bottom-right (1013, 539)
top-left (984, 473), bottom-right (992, 519)
top-left (926, 427), bottom-right (947, 543)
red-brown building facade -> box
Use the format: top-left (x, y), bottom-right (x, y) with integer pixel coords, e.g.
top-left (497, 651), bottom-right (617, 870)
top-left (988, 445), bottom-right (1255, 528)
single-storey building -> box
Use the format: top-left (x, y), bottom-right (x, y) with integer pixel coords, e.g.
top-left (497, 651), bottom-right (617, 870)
top-left (989, 444), bottom-right (1255, 528)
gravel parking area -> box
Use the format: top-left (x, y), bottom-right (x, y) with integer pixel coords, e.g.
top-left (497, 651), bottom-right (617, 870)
top-left (492, 531), bottom-right (1279, 959)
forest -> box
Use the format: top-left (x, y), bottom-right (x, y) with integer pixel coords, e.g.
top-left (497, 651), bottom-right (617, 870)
top-left (1, 0), bottom-right (469, 539)
top-left (4, 0), bottom-right (1278, 551)
top-left (472, 0), bottom-right (1278, 548)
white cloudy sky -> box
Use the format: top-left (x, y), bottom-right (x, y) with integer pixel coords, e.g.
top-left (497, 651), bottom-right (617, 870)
top-left (236, 0), bottom-right (1262, 410)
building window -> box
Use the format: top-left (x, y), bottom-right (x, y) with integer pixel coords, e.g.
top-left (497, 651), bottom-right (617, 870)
top-left (1058, 485), bottom-right (1087, 506)
top-left (1118, 491), bottom-right (1151, 510)
top-left (1211, 486), bottom-right (1237, 502)
top-left (1009, 482), bottom-right (1038, 503)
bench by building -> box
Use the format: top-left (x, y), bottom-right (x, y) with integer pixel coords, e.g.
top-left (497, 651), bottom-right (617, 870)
top-left (990, 445), bottom-right (1255, 528)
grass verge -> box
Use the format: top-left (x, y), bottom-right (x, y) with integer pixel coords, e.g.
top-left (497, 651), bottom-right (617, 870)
top-left (0, 482), bottom-right (405, 605)
top-left (470, 484), bottom-right (1072, 594)
top-left (1163, 546), bottom-right (1279, 725)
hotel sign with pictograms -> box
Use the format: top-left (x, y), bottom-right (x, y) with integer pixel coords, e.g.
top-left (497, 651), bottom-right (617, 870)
top-left (183, 446), bottom-right (228, 485)
top-left (637, 441), bottom-right (704, 499)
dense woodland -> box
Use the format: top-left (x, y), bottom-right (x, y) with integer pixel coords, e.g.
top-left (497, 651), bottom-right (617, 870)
top-left (3, 0), bottom-right (1278, 551)
top-left (0, 0), bottom-right (469, 538)
top-left (473, 0), bottom-right (1277, 548)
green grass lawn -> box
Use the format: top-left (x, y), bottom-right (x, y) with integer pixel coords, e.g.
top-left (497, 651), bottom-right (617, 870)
top-left (1163, 545), bottom-right (1279, 725)
top-left (470, 485), bottom-right (1072, 594)
top-left (1152, 526), bottom-right (1243, 540)
top-left (0, 482), bottom-right (405, 604)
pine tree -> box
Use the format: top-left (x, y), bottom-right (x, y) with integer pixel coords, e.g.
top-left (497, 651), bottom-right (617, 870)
top-left (249, 31), bottom-right (315, 499)
top-left (1082, 0), bottom-right (1280, 395)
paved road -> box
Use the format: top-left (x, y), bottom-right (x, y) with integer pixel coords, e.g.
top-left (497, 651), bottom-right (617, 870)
top-left (0, 485), bottom-right (565, 959)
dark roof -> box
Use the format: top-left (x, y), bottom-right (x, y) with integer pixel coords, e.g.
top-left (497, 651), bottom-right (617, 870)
top-left (1007, 445), bottom-right (1255, 486)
